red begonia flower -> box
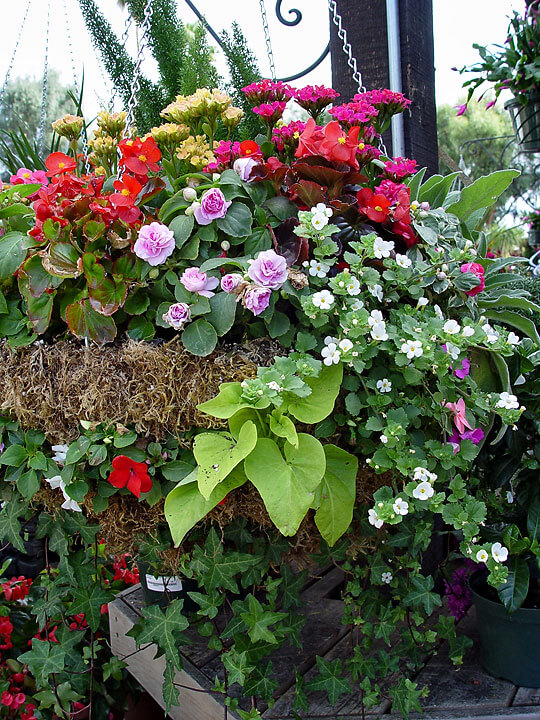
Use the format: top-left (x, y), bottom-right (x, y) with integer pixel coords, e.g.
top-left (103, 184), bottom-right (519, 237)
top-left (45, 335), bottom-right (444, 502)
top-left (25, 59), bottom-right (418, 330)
top-left (119, 137), bottom-right (161, 176)
top-left (356, 188), bottom-right (392, 223)
top-left (319, 121), bottom-right (361, 167)
top-left (110, 175), bottom-right (143, 207)
top-left (239, 140), bottom-right (261, 158)
top-left (45, 152), bottom-right (77, 177)
top-left (107, 455), bottom-right (152, 498)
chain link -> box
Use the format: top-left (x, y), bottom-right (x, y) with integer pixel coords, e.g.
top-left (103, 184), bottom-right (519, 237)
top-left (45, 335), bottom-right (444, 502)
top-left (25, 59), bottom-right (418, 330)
top-left (123, 0), bottom-right (153, 139)
top-left (0, 0), bottom-right (33, 111)
top-left (36, 0), bottom-right (51, 157)
top-left (258, 0), bottom-right (277, 82)
top-left (328, 0), bottom-right (365, 94)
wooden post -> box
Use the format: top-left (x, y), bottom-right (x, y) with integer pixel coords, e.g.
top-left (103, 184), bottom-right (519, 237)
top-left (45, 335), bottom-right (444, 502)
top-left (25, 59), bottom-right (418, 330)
top-left (330, 0), bottom-right (439, 175)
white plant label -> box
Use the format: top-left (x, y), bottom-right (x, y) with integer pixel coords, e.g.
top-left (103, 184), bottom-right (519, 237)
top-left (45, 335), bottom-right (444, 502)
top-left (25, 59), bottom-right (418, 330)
top-left (145, 574), bottom-right (183, 592)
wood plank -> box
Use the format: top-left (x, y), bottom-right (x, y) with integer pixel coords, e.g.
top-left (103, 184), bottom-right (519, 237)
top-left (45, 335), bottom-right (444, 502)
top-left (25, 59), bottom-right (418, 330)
top-left (512, 688), bottom-right (540, 707)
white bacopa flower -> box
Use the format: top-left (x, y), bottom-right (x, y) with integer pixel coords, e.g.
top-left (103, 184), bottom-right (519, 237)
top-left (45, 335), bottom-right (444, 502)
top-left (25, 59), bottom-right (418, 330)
top-left (311, 213), bottom-right (329, 231)
top-left (395, 253), bottom-right (412, 269)
top-left (462, 326), bottom-right (475, 337)
top-left (434, 305), bottom-right (444, 320)
top-left (413, 481), bottom-right (434, 500)
top-left (496, 392), bottom-right (519, 410)
top-left (507, 332), bottom-right (520, 346)
top-left (373, 237), bottom-right (394, 259)
top-left (393, 497), bottom-right (409, 515)
top-left (376, 378), bottom-right (392, 393)
top-left (445, 343), bottom-right (460, 360)
top-left (443, 319), bottom-right (460, 335)
top-left (312, 289), bottom-right (335, 309)
top-left (413, 466), bottom-right (430, 481)
top-left (368, 508), bottom-right (384, 528)
top-left (309, 259), bottom-right (330, 278)
top-left (368, 309), bottom-right (384, 327)
top-left (338, 338), bottom-right (354, 353)
top-left (476, 549), bottom-right (489, 563)
top-left (345, 277), bottom-right (361, 296)
top-left (324, 335), bottom-right (338, 346)
top-left (506, 490), bottom-right (514, 504)
top-left (401, 340), bottom-right (423, 359)
top-left (51, 444), bottom-right (69, 466)
top-left (381, 571), bottom-right (393, 584)
top-left (370, 321), bottom-right (389, 341)
top-left (267, 381), bottom-right (283, 392)
top-left (491, 542), bottom-right (509, 563)
top-left (311, 203), bottom-right (332, 218)
top-left (321, 343), bottom-right (341, 366)
top-left (350, 299), bottom-right (364, 311)
top-left (417, 297), bottom-right (428, 307)
top-left (368, 284), bottom-right (383, 302)
top-left (482, 323), bottom-right (499, 344)
top-left (380, 434), bottom-right (388, 444)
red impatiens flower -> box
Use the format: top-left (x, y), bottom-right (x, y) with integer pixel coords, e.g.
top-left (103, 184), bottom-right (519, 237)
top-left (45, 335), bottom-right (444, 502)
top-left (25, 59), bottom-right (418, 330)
top-left (356, 188), bottom-right (392, 223)
top-left (45, 152), bottom-right (77, 177)
top-left (110, 174), bottom-right (143, 207)
top-left (119, 137), bottom-right (161, 176)
top-left (107, 455), bottom-right (152, 498)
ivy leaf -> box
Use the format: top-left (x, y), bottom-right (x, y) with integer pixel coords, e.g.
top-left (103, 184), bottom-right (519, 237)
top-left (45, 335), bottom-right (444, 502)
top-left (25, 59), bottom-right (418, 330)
top-left (19, 640), bottom-right (66, 685)
top-left (243, 661), bottom-right (278, 700)
top-left (280, 565), bottom-right (308, 610)
top-left (0, 496), bottom-right (26, 552)
top-left (389, 678), bottom-right (423, 718)
top-left (70, 584), bottom-right (113, 631)
top-left (314, 444), bottom-right (358, 546)
top-left (129, 599), bottom-right (189, 670)
top-left (190, 529), bottom-right (256, 594)
top-left (222, 649), bottom-right (255, 686)
top-left (404, 575), bottom-right (442, 615)
top-left (306, 656), bottom-right (351, 705)
top-left (162, 662), bottom-right (180, 712)
top-left (240, 595), bottom-right (287, 644)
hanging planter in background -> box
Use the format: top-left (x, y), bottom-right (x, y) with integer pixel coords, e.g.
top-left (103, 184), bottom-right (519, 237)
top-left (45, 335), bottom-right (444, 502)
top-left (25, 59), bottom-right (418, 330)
top-left (505, 94), bottom-right (540, 153)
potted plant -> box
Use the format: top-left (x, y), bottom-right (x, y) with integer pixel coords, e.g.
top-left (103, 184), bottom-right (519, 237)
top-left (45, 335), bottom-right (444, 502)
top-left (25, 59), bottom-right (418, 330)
top-left (458, 0), bottom-right (540, 152)
top-left (523, 209), bottom-right (540, 249)
top-left (469, 354), bottom-right (540, 686)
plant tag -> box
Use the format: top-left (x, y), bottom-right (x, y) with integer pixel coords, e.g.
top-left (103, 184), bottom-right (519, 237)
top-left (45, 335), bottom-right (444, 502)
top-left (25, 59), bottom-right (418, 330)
top-left (145, 574), bottom-right (183, 592)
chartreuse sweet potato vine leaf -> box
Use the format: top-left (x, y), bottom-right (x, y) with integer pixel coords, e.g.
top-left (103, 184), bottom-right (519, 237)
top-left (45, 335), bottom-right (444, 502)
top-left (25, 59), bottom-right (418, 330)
top-left (165, 467), bottom-right (247, 546)
top-left (194, 420), bottom-right (257, 499)
top-left (313, 444), bottom-right (358, 546)
top-left (198, 382), bottom-right (270, 419)
top-left (284, 363), bottom-right (343, 424)
top-left (244, 434), bottom-right (326, 536)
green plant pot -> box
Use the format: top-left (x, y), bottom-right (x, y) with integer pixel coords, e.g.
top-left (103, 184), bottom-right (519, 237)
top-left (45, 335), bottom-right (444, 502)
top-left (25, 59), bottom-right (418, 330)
top-left (137, 562), bottom-right (198, 611)
top-left (529, 228), bottom-right (540, 249)
top-left (505, 93), bottom-right (540, 153)
top-left (469, 570), bottom-right (540, 687)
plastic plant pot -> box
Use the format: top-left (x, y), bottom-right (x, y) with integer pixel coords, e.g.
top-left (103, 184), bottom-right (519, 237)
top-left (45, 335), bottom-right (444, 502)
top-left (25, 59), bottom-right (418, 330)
top-left (137, 561), bottom-right (198, 611)
top-left (505, 94), bottom-right (540, 153)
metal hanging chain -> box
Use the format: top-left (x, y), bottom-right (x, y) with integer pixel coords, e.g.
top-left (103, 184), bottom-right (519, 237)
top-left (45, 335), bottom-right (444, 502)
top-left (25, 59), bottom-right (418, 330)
top-left (123, 0), bottom-right (153, 138)
top-left (37, 0), bottom-right (52, 157)
top-left (258, 0), bottom-right (277, 82)
top-left (0, 0), bottom-right (33, 111)
top-left (328, 0), bottom-right (366, 94)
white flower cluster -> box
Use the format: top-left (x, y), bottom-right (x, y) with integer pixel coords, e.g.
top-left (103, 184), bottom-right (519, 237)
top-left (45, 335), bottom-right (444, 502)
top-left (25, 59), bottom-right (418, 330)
top-left (310, 203), bottom-right (333, 231)
top-left (412, 466), bottom-right (437, 501)
top-left (321, 336), bottom-right (354, 366)
top-left (368, 309), bottom-right (388, 341)
top-left (476, 542), bottom-right (508, 564)
top-left (496, 391), bottom-right (520, 410)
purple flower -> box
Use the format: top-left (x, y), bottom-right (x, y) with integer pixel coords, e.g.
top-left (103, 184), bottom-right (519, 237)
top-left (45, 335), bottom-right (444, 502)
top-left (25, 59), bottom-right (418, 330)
top-left (444, 567), bottom-right (472, 621)
top-left (448, 427), bottom-right (485, 454)
top-left (455, 103), bottom-right (468, 117)
top-left (247, 249), bottom-right (288, 290)
top-left (0, 443), bottom-right (4, 454)
top-left (233, 157), bottom-right (259, 182)
top-left (180, 267), bottom-right (219, 298)
top-left (193, 188), bottom-right (232, 226)
top-left (242, 285), bottom-right (272, 316)
top-left (134, 222), bottom-right (175, 266)
top-left (221, 273), bottom-right (243, 293)
top-left (454, 357), bottom-right (470, 379)
top-left (162, 302), bottom-right (191, 330)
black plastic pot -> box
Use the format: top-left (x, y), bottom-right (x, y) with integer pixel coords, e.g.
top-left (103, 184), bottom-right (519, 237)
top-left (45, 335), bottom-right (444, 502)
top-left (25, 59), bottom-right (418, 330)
top-left (469, 569), bottom-right (540, 687)
top-left (505, 93), bottom-right (540, 153)
top-left (137, 562), bottom-right (198, 611)
top-left (529, 228), bottom-right (540, 250)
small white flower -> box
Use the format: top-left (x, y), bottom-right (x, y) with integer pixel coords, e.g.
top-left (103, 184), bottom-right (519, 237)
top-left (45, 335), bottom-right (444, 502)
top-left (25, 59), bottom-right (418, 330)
top-left (434, 305), bottom-right (444, 320)
top-left (345, 277), bottom-right (361, 296)
top-left (368, 309), bottom-right (384, 327)
top-left (324, 336), bottom-right (338, 346)
top-left (311, 213), bottom-right (329, 231)
top-left (413, 467), bottom-right (430, 481)
top-left (429, 471), bottom-right (438, 482)
top-left (368, 508), bottom-right (384, 529)
top-left (496, 392), bottom-right (519, 410)
top-left (506, 490), bottom-right (514, 504)
top-left (51, 444), bottom-right (69, 465)
top-left (46, 475), bottom-right (63, 490)
top-left (395, 253), bottom-right (412, 268)
top-left (338, 339), bottom-right (354, 353)
top-left (491, 542), bottom-right (509, 563)
top-left (309, 259), bottom-right (330, 278)
top-left (46, 475), bottom-right (82, 512)
top-left (476, 549), bottom-right (489, 563)
top-left (443, 319), bottom-right (460, 335)
top-left (376, 378), bottom-right (392, 393)
top-left (267, 381), bottom-right (283, 392)
top-left (312, 290), bottom-right (335, 309)
top-left (380, 434), bottom-right (388, 444)
top-left (507, 332), bottom-right (520, 346)
top-left (445, 343), bottom-right (460, 360)
top-left (373, 236), bottom-right (394, 259)
top-left (462, 326), bottom-right (475, 338)
top-left (370, 321), bottom-right (388, 341)
top-left (311, 203), bottom-right (332, 218)
top-left (241, 380), bottom-right (249, 388)
top-left (321, 343), bottom-right (341, 366)
top-left (61, 497), bottom-right (82, 512)
top-left (417, 297), bottom-right (428, 307)
top-left (381, 571), bottom-right (393, 584)
top-left (368, 284), bottom-right (383, 302)
top-left (350, 299), bottom-right (364, 311)
top-left (482, 323), bottom-right (499, 344)
top-left (393, 497), bottom-right (409, 516)
top-left (413, 481), bottom-right (434, 500)
top-left (401, 340), bottom-right (423, 359)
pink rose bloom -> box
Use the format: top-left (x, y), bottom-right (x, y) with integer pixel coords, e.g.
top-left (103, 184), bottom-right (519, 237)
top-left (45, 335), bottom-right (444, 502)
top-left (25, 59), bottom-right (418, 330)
top-left (233, 157), bottom-right (259, 182)
top-left (242, 285), bottom-right (272, 316)
top-left (162, 302), bottom-right (191, 329)
top-left (180, 267), bottom-right (219, 297)
top-left (460, 262), bottom-right (485, 297)
top-left (194, 188), bottom-right (232, 226)
top-left (247, 249), bottom-right (288, 290)
top-left (444, 398), bottom-right (473, 434)
top-left (134, 222), bottom-right (175, 266)
top-left (221, 273), bottom-right (243, 293)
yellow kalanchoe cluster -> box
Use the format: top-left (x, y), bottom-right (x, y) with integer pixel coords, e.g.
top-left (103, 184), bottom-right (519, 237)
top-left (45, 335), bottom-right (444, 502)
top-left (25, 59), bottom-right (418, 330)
top-left (51, 115), bottom-right (84, 141)
top-left (161, 88), bottom-right (242, 128)
top-left (221, 106), bottom-right (244, 129)
top-left (87, 134), bottom-right (118, 173)
top-left (146, 123), bottom-right (190, 151)
top-left (96, 110), bottom-right (127, 140)
top-left (176, 134), bottom-right (215, 171)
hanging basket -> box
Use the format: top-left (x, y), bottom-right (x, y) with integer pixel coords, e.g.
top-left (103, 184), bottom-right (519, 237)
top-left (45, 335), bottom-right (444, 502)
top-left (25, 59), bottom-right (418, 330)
top-left (529, 228), bottom-right (540, 250)
top-left (505, 93), bottom-right (540, 153)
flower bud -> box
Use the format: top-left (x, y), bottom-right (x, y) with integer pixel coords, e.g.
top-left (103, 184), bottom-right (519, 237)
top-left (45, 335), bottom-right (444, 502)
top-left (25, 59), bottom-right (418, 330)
top-left (182, 187), bottom-right (197, 202)
top-left (221, 240), bottom-right (231, 251)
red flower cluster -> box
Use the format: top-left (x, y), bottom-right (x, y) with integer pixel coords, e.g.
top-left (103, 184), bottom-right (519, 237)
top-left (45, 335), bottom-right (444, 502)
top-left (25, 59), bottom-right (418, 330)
top-left (1, 577), bottom-right (32, 602)
top-left (292, 85), bottom-right (340, 117)
top-left (112, 555), bottom-right (139, 585)
top-left (68, 613), bottom-right (88, 631)
top-left (1, 691), bottom-right (35, 719)
top-left (107, 455), bottom-right (152, 498)
top-left (0, 616), bottom-right (13, 650)
top-left (460, 262), bottom-right (486, 296)
top-left (357, 181), bottom-right (417, 247)
top-left (295, 119), bottom-right (364, 169)
top-left (118, 136), bottom-right (161, 179)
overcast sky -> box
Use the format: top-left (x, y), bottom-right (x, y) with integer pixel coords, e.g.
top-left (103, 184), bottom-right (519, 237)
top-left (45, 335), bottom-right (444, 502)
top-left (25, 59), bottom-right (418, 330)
top-left (0, 0), bottom-right (524, 116)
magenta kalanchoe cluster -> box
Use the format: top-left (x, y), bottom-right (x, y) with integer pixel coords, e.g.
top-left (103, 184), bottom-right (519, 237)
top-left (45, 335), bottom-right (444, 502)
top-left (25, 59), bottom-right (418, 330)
top-left (241, 79), bottom-right (294, 104)
top-left (444, 565), bottom-right (474, 621)
top-left (383, 157), bottom-right (418, 181)
top-left (291, 85), bottom-right (340, 119)
top-left (252, 101), bottom-right (288, 126)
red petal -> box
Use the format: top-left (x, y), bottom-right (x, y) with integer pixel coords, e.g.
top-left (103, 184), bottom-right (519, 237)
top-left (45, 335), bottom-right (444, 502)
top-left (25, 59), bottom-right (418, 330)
top-left (107, 469), bottom-right (127, 489)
